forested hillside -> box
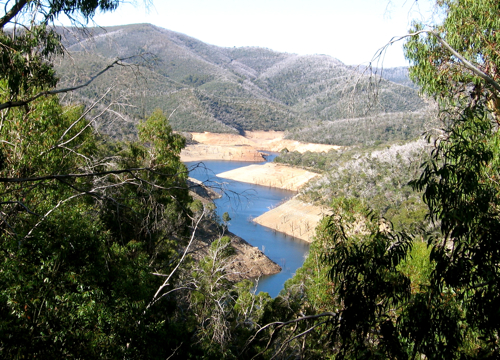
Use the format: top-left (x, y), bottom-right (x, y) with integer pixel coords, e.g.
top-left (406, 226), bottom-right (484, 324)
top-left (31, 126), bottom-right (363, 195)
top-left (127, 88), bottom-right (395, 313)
top-left (267, 0), bottom-right (500, 358)
top-left (54, 24), bottom-right (426, 142)
top-left (4, 0), bottom-right (499, 358)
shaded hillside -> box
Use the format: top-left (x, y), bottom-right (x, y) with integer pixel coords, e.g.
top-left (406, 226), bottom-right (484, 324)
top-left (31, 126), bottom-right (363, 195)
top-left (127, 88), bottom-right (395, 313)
top-left (54, 24), bottom-right (426, 141)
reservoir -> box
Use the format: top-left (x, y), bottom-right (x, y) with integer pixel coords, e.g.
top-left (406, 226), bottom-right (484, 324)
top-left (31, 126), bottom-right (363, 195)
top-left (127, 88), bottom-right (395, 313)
top-left (186, 159), bottom-right (310, 297)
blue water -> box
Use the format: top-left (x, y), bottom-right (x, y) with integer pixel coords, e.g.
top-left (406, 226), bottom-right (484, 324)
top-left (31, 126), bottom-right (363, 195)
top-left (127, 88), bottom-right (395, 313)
top-left (186, 158), bottom-right (310, 297)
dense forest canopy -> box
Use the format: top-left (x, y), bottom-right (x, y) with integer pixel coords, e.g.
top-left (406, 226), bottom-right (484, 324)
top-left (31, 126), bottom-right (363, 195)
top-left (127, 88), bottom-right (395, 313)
top-left (2, 0), bottom-right (500, 359)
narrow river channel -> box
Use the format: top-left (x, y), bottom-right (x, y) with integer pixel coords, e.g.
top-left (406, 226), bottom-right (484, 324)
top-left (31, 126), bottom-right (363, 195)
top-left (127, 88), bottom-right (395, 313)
top-left (185, 158), bottom-right (310, 298)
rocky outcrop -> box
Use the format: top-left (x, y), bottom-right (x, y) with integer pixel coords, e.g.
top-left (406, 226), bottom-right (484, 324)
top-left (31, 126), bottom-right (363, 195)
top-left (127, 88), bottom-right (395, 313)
top-left (226, 235), bottom-right (282, 281)
top-left (217, 163), bottom-right (320, 191)
top-left (191, 222), bottom-right (281, 282)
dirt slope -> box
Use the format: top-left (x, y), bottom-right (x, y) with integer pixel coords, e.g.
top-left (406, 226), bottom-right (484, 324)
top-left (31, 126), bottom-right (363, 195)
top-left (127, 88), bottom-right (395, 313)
top-left (253, 198), bottom-right (331, 242)
top-left (181, 144), bottom-right (265, 162)
top-left (217, 163), bottom-right (319, 191)
top-left (189, 131), bottom-right (341, 154)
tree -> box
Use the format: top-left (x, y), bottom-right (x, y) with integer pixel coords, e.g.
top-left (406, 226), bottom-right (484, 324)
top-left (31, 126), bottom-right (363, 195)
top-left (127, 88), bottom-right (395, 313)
top-left (258, 1), bottom-right (500, 358)
top-left (0, 0), bottom-right (125, 109)
top-left (0, 2), bottom-right (205, 358)
top-left (400, 1), bottom-right (500, 356)
top-left (318, 0), bottom-right (500, 358)
top-left (0, 99), bottom-right (194, 357)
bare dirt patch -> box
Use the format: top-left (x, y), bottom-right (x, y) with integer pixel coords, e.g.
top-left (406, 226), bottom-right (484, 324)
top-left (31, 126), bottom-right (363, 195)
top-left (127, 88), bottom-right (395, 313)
top-left (180, 144), bottom-right (265, 162)
top-left (217, 163), bottom-right (319, 191)
top-left (181, 131), bottom-right (341, 162)
top-left (253, 198), bottom-right (331, 243)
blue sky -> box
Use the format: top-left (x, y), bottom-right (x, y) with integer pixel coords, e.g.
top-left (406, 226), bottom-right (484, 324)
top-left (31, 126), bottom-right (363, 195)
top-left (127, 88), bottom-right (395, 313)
top-left (74, 0), bottom-right (436, 68)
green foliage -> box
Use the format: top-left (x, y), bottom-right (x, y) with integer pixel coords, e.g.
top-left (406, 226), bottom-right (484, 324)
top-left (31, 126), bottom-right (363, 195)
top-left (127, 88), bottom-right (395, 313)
top-left (265, 2), bottom-right (500, 358)
top-left (405, 0), bottom-right (500, 109)
top-left (0, 94), bottom-right (192, 357)
top-left (184, 235), bottom-right (273, 359)
top-left (323, 213), bottom-right (413, 359)
top-left (0, 0), bottom-right (120, 105)
top-left (396, 240), bottom-right (433, 295)
top-left (0, 3), bottom-right (293, 359)
top-left (52, 23), bottom-right (426, 139)
top-left (277, 1), bottom-right (500, 358)
top-left (0, 26), bottom-right (61, 98)
top-left (403, 105), bottom-right (500, 357)
top-left (222, 211), bottom-right (231, 224)
top-left (275, 139), bottom-right (432, 232)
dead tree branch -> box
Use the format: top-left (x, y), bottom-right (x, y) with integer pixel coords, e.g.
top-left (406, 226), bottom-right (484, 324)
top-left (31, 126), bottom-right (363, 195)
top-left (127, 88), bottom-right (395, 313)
top-left (244, 312), bottom-right (338, 359)
top-left (0, 56), bottom-right (139, 111)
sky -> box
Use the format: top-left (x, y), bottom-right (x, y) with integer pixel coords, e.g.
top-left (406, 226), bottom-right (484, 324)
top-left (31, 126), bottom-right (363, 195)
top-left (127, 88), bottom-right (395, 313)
top-left (69, 0), bottom-right (438, 68)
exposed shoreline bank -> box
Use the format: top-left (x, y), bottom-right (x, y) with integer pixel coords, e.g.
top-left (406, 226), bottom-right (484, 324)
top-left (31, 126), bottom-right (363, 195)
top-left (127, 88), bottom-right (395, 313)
top-left (253, 197), bottom-right (330, 243)
top-left (184, 130), bottom-right (335, 260)
top-left (180, 131), bottom-right (341, 162)
top-left (217, 162), bottom-right (319, 192)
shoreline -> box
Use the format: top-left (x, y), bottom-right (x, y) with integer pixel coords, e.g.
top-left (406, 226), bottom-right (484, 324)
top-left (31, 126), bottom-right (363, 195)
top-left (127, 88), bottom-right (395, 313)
top-left (180, 131), bottom-right (341, 162)
top-left (217, 162), bottom-right (320, 192)
top-left (253, 197), bottom-right (330, 243)
top-left (184, 130), bottom-right (336, 250)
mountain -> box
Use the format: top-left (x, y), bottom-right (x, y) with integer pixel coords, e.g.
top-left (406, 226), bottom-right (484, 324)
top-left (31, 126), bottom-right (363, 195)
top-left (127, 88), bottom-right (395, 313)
top-left (54, 23), bottom-right (427, 142)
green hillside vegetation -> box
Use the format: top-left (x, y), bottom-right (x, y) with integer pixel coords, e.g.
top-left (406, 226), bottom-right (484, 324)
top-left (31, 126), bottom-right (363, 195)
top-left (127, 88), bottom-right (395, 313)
top-left (4, 0), bottom-right (499, 358)
top-left (275, 139), bottom-right (432, 233)
top-left (54, 24), bottom-right (426, 140)
top-left (286, 111), bottom-right (432, 146)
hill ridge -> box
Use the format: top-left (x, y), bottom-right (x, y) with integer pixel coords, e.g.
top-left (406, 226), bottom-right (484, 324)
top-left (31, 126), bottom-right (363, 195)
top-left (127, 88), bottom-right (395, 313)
top-left (54, 23), bottom-right (427, 143)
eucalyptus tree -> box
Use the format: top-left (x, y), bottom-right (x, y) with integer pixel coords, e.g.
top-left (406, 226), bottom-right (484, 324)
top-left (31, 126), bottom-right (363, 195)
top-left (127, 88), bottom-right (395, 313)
top-left (258, 1), bottom-right (500, 358)
top-left (327, 0), bottom-right (500, 358)
top-left (0, 1), bottom-right (203, 358)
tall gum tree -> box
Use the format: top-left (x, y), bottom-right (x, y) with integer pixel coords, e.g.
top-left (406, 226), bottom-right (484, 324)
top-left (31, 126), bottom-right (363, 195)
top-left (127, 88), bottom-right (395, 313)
top-left (401, 0), bottom-right (500, 357)
top-left (326, 0), bottom-right (500, 358)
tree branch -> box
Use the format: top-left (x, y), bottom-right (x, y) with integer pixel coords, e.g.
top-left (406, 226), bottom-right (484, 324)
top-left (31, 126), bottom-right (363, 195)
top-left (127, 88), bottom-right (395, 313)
top-left (146, 210), bottom-right (205, 310)
top-left (374, 30), bottom-right (500, 94)
top-left (0, 167), bottom-right (185, 183)
top-left (244, 312), bottom-right (338, 358)
top-left (0, 56), bottom-right (138, 111)
top-left (0, 0), bottom-right (27, 29)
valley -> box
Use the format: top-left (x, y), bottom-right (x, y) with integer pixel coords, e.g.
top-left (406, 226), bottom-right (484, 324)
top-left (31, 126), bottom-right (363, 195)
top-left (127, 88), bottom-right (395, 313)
top-left (180, 130), bottom-right (341, 162)
top-left (5, 0), bottom-right (496, 356)
top-left (54, 24), bottom-right (428, 145)
top-left (185, 130), bottom-right (335, 247)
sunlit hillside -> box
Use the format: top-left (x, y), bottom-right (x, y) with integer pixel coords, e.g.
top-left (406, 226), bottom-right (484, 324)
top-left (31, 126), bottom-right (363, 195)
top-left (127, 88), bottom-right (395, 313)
top-left (55, 23), bottom-right (427, 143)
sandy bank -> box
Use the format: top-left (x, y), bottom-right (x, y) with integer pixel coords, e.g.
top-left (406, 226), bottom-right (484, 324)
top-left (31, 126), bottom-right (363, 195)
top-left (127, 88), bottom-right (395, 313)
top-left (253, 198), bottom-right (331, 242)
top-left (190, 131), bottom-right (341, 154)
top-left (180, 144), bottom-right (265, 162)
top-left (216, 162), bottom-right (319, 191)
